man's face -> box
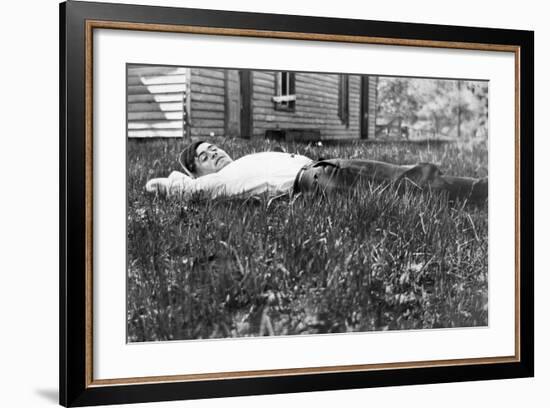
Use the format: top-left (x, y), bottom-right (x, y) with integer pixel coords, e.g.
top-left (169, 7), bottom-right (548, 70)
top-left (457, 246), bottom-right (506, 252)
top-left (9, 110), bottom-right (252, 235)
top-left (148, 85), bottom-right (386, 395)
top-left (193, 143), bottom-right (233, 177)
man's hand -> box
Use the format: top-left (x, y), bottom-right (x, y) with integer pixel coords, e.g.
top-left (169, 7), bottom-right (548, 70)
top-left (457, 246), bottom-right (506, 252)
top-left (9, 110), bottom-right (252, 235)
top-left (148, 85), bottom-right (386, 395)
top-left (145, 178), bottom-right (170, 197)
top-left (145, 171), bottom-right (194, 198)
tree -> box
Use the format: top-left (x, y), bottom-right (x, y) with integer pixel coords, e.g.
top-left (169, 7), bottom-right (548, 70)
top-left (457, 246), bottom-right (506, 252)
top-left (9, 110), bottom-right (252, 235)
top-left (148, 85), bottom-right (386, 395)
top-left (376, 78), bottom-right (419, 133)
top-left (376, 76), bottom-right (489, 139)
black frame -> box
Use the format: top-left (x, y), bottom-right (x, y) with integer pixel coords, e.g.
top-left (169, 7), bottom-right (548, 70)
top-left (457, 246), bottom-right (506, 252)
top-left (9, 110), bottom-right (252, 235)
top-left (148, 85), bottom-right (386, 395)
top-left (60, 1), bottom-right (534, 406)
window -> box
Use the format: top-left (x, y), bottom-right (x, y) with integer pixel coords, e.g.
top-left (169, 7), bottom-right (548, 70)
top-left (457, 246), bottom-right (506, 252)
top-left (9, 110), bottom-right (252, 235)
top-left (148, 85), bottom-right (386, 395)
top-left (273, 72), bottom-right (296, 111)
top-left (338, 74), bottom-right (349, 127)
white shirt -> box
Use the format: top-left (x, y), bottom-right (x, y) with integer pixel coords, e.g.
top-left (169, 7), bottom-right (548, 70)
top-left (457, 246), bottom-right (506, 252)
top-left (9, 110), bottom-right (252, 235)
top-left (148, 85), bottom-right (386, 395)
top-left (174, 152), bottom-right (313, 199)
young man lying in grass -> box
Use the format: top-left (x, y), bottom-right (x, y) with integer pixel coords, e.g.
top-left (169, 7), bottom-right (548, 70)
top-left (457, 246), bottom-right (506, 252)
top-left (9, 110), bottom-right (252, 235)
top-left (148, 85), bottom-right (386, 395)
top-left (145, 140), bottom-right (488, 202)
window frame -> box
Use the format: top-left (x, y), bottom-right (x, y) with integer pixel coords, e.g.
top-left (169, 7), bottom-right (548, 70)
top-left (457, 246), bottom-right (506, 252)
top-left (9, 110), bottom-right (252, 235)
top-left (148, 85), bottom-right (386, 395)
top-left (273, 71), bottom-right (296, 112)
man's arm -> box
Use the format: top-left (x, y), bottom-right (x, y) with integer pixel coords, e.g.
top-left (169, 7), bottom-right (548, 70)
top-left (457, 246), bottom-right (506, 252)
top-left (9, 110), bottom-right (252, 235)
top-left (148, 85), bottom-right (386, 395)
top-left (145, 171), bottom-right (227, 199)
top-left (145, 171), bottom-right (191, 198)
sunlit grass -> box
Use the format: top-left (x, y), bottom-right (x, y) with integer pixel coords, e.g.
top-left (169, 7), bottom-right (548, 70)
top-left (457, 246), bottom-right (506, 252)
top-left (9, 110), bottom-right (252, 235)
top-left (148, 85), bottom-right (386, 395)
top-left (127, 137), bottom-right (488, 342)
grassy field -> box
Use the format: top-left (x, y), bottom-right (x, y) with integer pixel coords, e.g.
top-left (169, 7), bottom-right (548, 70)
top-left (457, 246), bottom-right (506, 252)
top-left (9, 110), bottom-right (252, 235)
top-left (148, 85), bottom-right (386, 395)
top-left (127, 137), bottom-right (488, 342)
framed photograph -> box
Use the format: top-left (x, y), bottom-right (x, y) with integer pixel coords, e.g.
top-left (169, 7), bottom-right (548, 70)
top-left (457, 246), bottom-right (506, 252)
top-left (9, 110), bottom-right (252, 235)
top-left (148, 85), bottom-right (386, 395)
top-left (60, 1), bottom-right (534, 406)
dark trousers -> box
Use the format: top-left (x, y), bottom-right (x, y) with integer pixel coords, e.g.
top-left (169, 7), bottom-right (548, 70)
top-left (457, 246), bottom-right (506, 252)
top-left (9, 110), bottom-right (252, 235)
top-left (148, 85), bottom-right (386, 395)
top-left (295, 159), bottom-right (488, 202)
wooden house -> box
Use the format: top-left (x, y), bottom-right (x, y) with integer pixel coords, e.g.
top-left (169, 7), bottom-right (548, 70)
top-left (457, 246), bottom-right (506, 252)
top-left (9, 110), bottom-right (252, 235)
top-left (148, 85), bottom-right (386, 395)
top-left (127, 64), bottom-right (377, 141)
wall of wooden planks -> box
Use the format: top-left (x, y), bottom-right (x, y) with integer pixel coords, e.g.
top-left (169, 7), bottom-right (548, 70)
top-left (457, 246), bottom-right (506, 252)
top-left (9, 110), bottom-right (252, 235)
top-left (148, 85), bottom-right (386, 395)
top-left (127, 65), bottom-right (190, 138)
top-left (127, 66), bottom-right (376, 140)
top-left (188, 68), bottom-right (226, 138)
top-left (251, 71), bottom-right (362, 140)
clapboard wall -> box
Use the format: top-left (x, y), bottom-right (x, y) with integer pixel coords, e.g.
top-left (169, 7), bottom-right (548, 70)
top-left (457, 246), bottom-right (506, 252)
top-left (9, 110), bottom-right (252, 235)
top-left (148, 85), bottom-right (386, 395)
top-left (188, 68), bottom-right (226, 138)
top-left (127, 66), bottom-right (377, 140)
top-left (127, 65), bottom-right (189, 138)
top-left (251, 72), bottom-right (361, 140)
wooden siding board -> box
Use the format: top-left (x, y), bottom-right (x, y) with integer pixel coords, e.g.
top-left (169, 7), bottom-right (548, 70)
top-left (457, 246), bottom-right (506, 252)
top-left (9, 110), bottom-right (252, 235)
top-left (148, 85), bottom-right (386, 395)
top-left (127, 66), bottom-right (187, 76)
top-left (190, 119), bottom-right (225, 128)
top-left (297, 78), bottom-right (340, 90)
top-left (128, 102), bottom-right (183, 112)
top-left (128, 111), bottom-right (183, 121)
top-left (127, 83), bottom-right (187, 95)
top-left (255, 119), bottom-right (360, 129)
top-left (253, 118), bottom-right (360, 127)
top-left (296, 84), bottom-right (340, 95)
top-left (254, 100), bottom-right (338, 118)
top-left (192, 102), bottom-right (225, 112)
top-left (128, 120), bottom-right (183, 130)
top-left (253, 86), bottom-right (276, 96)
top-left (190, 93), bottom-right (225, 103)
top-left (253, 71), bottom-right (275, 80)
top-left (299, 73), bottom-right (339, 83)
top-left (254, 106), bottom-right (340, 117)
top-left (127, 93), bottom-right (184, 103)
top-left (296, 94), bottom-right (339, 105)
top-left (255, 98), bottom-right (354, 114)
top-left (127, 74), bottom-right (187, 86)
top-left (191, 68), bottom-right (225, 80)
top-left (253, 78), bottom-right (275, 89)
top-left (253, 106), bottom-right (344, 117)
top-left (191, 110), bottom-right (225, 119)
top-left (289, 79), bottom-right (352, 92)
top-left (128, 129), bottom-right (184, 138)
top-left (190, 75), bottom-right (225, 87)
top-left (190, 127), bottom-right (225, 137)
top-left (190, 84), bottom-right (225, 95)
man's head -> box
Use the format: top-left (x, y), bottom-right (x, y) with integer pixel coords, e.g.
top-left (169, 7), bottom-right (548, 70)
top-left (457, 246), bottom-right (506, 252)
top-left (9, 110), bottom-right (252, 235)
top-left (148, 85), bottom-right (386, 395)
top-left (179, 141), bottom-right (233, 178)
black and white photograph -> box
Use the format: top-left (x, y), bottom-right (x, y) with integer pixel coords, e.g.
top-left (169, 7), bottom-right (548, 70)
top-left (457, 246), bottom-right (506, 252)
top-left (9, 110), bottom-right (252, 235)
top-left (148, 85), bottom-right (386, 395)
top-left (126, 64), bottom-right (489, 342)
top-left (0, 0), bottom-right (542, 404)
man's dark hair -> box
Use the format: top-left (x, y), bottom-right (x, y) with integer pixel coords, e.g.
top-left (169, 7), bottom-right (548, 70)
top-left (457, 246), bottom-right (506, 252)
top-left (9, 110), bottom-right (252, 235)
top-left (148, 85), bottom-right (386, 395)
top-left (179, 140), bottom-right (205, 175)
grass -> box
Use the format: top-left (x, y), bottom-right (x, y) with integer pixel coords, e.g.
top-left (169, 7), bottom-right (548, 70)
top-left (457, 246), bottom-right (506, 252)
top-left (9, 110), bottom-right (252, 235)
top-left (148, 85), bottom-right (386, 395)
top-left (127, 137), bottom-right (488, 342)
